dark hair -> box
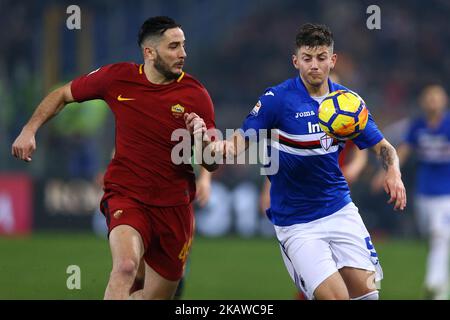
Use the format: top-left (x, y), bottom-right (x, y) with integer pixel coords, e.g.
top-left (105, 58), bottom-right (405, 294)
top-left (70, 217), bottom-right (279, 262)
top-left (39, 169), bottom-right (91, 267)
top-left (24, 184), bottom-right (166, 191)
top-left (138, 16), bottom-right (181, 47)
top-left (295, 23), bottom-right (334, 50)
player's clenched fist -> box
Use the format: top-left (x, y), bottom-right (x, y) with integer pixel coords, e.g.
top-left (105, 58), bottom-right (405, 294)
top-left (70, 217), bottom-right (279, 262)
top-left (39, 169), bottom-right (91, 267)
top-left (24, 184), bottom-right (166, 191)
top-left (209, 140), bottom-right (236, 158)
top-left (184, 112), bottom-right (206, 135)
top-left (11, 129), bottom-right (36, 162)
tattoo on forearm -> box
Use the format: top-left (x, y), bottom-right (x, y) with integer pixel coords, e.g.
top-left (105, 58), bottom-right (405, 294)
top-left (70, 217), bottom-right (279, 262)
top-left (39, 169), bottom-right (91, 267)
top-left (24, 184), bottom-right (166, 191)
top-left (380, 146), bottom-right (394, 171)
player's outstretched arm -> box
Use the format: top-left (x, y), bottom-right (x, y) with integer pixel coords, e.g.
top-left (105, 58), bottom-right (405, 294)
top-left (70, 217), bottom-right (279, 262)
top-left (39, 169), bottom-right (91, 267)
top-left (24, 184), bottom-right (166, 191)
top-left (184, 113), bottom-right (249, 169)
top-left (11, 82), bottom-right (75, 162)
top-left (207, 130), bottom-right (249, 160)
top-left (371, 138), bottom-right (407, 211)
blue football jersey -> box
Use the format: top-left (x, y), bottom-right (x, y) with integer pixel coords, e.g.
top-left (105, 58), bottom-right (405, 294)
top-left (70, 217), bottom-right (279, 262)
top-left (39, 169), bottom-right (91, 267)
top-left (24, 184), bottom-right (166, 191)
top-left (241, 76), bottom-right (384, 226)
top-left (405, 111), bottom-right (450, 196)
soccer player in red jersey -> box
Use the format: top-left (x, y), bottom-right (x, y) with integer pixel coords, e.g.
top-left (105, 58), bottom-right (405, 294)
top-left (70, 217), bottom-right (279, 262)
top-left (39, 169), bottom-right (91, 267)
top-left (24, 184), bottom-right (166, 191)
top-left (12, 16), bottom-right (217, 299)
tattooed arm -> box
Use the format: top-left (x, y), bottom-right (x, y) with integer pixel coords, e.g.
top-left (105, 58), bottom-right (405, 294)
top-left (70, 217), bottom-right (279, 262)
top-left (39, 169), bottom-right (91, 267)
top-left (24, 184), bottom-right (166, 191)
top-left (371, 138), bottom-right (407, 211)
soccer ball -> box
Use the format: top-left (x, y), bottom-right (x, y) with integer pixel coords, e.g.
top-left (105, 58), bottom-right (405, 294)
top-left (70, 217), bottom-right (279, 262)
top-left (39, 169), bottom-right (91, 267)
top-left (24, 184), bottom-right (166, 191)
top-left (318, 90), bottom-right (369, 140)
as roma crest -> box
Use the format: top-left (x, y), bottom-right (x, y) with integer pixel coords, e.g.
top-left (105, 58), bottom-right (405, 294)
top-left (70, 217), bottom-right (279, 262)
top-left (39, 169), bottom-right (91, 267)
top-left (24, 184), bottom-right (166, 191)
top-left (171, 104), bottom-right (185, 118)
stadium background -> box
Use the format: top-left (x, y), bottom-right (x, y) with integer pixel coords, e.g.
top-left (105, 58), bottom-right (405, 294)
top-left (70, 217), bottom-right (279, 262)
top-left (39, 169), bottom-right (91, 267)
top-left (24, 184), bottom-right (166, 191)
top-left (0, 0), bottom-right (449, 299)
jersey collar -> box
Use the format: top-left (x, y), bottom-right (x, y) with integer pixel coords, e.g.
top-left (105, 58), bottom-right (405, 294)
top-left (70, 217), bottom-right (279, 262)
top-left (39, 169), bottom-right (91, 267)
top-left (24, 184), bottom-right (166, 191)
top-left (295, 75), bottom-right (336, 102)
top-left (138, 64), bottom-right (185, 85)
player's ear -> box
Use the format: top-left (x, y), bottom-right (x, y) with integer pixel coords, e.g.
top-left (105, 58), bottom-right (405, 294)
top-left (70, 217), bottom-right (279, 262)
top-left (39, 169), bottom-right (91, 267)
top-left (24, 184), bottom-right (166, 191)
top-left (292, 54), bottom-right (300, 70)
top-left (143, 46), bottom-right (157, 61)
top-left (330, 53), bottom-right (337, 69)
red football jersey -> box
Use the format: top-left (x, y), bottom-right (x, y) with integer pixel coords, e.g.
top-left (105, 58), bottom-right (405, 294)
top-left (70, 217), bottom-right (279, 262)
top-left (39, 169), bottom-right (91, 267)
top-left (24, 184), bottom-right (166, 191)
top-left (71, 62), bottom-right (215, 206)
top-left (338, 140), bottom-right (355, 168)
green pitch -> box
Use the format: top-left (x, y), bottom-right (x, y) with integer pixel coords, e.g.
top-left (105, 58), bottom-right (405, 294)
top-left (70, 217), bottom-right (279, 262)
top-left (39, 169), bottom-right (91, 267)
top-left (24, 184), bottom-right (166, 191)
top-left (0, 233), bottom-right (428, 299)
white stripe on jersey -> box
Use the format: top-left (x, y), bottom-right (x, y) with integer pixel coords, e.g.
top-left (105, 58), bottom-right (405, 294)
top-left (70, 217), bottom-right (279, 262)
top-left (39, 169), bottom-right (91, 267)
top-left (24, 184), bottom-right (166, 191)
top-left (275, 129), bottom-right (324, 142)
top-left (272, 140), bottom-right (339, 156)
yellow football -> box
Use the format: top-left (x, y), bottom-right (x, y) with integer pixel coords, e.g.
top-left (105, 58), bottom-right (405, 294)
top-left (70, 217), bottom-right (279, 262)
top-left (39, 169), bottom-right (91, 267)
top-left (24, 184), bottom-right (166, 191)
top-left (318, 90), bottom-right (369, 140)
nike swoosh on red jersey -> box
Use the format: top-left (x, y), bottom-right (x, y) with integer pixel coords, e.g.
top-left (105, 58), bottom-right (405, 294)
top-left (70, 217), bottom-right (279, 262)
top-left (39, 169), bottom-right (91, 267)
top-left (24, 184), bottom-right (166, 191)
top-left (117, 95), bottom-right (136, 101)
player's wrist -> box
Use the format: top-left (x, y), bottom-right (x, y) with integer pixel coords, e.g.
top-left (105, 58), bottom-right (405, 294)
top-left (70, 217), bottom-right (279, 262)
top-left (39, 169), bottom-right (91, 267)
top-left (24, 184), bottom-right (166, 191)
top-left (22, 124), bottom-right (37, 136)
top-left (198, 174), bottom-right (212, 184)
top-left (386, 166), bottom-right (401, 178)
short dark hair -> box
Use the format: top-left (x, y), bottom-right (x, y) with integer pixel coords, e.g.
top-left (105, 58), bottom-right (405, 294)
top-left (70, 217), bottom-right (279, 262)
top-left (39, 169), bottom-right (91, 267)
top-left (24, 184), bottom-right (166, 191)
top-left (295, 23), bottom-right (334, 51)
top-left (138, 16), bottom-right (181, 47)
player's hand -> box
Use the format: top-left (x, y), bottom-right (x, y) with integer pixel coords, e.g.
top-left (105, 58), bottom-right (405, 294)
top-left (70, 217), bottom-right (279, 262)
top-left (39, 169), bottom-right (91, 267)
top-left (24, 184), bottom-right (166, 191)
top-left (11, 128), bottom-right (36, 162)
top-left (193, 118), bottom-right (207, 137)
top-left (383, 169), bottom-right (406, 211)
top-left (196, 176), bottom-right (211, 208)
top-left (184, 112), bottom-right (206, 136)
top-left (210, 140), bottom-right (235, 159)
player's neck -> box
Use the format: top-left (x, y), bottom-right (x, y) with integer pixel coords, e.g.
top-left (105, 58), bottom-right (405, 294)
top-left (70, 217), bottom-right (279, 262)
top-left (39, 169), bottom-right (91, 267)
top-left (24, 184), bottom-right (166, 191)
top-left (302, 76), bottom-right (329, 97)
top-left (143, 63), bottom-right (175, 85)
top-left (427, 111), bottom-right (444, 128)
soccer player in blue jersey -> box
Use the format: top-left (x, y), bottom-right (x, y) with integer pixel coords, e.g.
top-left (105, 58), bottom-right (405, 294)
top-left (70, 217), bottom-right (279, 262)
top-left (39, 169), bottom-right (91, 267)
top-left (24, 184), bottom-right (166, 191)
top-left (185, 23), bottom-right (406, 300)
top-left (390, 85), bottom-right (449, 299)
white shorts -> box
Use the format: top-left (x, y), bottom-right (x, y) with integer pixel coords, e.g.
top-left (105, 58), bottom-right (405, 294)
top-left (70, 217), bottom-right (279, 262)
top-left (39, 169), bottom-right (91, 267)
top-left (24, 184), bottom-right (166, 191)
top-left (415, 195), bottom-right (450, 238)
top-left (274, 202), bottom-right (383, 300)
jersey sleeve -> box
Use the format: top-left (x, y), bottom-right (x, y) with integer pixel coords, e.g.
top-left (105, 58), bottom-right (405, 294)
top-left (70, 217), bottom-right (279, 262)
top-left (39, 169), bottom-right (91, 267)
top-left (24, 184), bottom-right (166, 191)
top-left (194, 87), bottom-right (216, 130)
top-left (70, 64), bottom-right (115, 102)
top-left (241, 88), bottom-right (281, 140)
top-left (352, 112), bottom-right (384, 149)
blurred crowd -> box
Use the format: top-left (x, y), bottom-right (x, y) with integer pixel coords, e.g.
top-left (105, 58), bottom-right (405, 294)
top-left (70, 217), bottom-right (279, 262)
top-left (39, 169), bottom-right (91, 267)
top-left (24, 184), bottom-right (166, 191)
top-left (1, 0), bottom-right (449, 236)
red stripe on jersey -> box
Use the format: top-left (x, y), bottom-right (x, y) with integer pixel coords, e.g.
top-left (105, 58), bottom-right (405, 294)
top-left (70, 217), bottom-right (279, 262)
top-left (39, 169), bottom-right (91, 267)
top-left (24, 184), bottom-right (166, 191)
top-left (276, 134), bottom-right (321, 148)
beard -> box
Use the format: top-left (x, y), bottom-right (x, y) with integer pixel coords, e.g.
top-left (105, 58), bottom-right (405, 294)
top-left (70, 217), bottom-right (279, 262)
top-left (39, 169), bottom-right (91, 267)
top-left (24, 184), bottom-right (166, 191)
top-left (154, 53), bottom-right (182, 81)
